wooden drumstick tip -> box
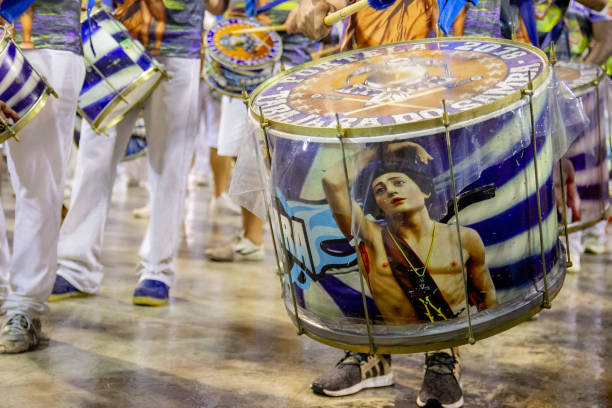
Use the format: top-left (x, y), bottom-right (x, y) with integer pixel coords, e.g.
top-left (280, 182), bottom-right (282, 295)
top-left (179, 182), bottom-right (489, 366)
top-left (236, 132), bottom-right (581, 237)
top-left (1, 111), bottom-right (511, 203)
top-left (323, 0), bottom-right (368, 26)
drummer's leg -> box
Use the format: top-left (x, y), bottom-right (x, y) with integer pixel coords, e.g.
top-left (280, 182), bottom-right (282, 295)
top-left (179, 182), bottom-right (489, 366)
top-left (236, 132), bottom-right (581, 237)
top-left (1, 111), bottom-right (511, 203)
top-left (54, 114), bottom-right (137, 299)
top-left (133, 56), bottom-right (199, 305)
top-left (417, 347), bottom-right (463, 407)
top-left (0, 49), bottom-right (84, 353)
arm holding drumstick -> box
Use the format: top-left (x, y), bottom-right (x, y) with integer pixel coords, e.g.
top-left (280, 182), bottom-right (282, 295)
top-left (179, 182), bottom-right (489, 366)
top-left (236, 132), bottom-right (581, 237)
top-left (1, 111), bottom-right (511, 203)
top-left (284, 0), bottom-right (396, 40)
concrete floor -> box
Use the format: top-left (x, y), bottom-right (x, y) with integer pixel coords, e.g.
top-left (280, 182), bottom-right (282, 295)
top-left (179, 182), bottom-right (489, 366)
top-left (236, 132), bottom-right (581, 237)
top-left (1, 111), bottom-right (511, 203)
top-left (0, 177), bottom-right (610, 408)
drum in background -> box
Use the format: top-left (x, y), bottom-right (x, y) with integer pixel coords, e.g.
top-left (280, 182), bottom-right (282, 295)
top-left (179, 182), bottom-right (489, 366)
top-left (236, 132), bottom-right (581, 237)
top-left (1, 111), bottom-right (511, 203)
top-left (248, 38), bottom-right (564, 353)
top-left (203, 18), bottom-right (282, 97)
top-left (0, 26), bottom-right (56, 142)
top-left (79, 7), bottom-right (167, 134)
top-left (557, 62), bottom-right (609, 230)
top-left (74, 113), bottom-right (147, 162)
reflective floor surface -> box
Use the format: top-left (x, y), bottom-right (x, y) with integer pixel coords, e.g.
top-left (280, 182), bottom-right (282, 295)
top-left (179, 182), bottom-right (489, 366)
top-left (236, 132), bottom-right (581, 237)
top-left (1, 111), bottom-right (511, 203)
top-left (0, 177), bottom-right (610, 408)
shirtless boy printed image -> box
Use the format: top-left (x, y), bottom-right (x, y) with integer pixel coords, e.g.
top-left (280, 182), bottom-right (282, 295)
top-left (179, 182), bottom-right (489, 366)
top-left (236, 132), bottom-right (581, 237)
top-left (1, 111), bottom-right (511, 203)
top-left (322, 141), bottom-right (498, 325)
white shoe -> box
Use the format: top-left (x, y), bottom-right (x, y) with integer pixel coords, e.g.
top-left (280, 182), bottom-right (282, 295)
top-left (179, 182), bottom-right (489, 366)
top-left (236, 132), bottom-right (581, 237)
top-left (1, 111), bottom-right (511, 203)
top-left (189, 172), bottom-right (210, 188)
top-left (209, 192), bottom-right (241, 216)
top-left (133, 202), bottom-right (151, 219)
top-left (583, 236), bottom-right (605, 255)
top-left (566, 252), bottom-right (581, 273)
top-left (205, 234), bottom-right (264, 262)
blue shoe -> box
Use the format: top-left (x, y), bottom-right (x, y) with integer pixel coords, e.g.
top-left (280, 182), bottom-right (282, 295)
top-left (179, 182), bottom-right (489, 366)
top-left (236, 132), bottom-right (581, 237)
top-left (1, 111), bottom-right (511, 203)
top-left (49, 275), bottom-right (89, 302)
top-left (132, 280), bottom-right (169, 306)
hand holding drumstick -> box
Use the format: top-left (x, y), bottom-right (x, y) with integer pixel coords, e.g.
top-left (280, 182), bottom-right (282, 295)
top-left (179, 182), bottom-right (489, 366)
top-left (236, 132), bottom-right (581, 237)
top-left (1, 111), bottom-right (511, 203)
top-left (0, 102), bottom-right (19, 123)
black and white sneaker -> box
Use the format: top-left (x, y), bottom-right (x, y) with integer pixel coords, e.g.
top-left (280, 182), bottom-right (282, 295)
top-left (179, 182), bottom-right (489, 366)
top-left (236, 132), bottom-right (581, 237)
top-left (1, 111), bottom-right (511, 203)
top-left (0, 313), bottom-right (41, 354)
top-left (311, 352), bottom-right (394, 397)
top-left (416, 351), bottom-right (464, 408)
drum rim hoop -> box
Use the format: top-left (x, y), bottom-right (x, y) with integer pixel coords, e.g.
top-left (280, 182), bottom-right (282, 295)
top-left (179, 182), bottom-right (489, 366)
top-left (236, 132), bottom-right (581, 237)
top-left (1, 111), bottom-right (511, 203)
top-left (206, 18), bottom-right (283, 70)
top-left (555, 61), bottom-right (606, 96)
top-left (80, 66), bottom-right (165, 134)
top-left (248, 37), bottom-right (551, 138)
top-left (284, 259), bottom-right (565, 353)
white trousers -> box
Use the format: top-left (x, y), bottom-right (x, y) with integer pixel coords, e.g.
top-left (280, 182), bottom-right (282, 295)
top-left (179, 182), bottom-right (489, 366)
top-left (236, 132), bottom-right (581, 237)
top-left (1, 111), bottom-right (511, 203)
top-left (218, 96), bottom-right (246, 157)
top-left (0, 49), bottom-right (84, 316)
top-left (192, 83), bottom-right (219, 175)
top-left (57, 57), bottom-right (200, 292)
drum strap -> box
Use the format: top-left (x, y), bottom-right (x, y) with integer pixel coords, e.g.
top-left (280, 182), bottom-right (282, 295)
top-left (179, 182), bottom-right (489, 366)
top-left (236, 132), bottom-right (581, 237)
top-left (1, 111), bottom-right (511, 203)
top-left (382, 227), bottom-right (455, 323)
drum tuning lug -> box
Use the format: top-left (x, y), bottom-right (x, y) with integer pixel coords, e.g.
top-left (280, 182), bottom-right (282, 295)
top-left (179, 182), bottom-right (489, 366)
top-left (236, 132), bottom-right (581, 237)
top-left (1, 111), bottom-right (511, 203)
top-left (258, 106), bottom-right (269, 129)
top-left (468, 336), bottom-right (476, 345)
top-left (241, 87), bottom-right (250, 107)
top-left (441, 99), bottom-right (450, 127)
top-left (541, 298), bottom-right (552, 309)
top-left (334, 113), bottom-right (345, 137)
top-left (566, 261), bottom-right (573, 268)
top-left (280, 62), bottom-right (286, 72)
top-left (549, 42), bottom-right (557, 67)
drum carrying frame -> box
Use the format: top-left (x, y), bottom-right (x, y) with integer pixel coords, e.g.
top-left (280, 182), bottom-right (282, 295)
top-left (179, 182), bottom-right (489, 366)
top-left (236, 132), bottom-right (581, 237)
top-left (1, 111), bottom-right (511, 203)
top-left (246, 41), bottom-right (565, 354)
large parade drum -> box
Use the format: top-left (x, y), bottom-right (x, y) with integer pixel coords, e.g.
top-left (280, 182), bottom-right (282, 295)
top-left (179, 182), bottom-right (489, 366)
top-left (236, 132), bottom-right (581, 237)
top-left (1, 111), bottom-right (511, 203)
top-left (78, 8), bottom-right (167, 134)
top-left (248, 38), bottom-right (566, 353)
top-left (0, 26), bottom-right (56, 142)
top-left (556, 62), bottom-right (609, 231)
top-left (203, 18), bottom-right (282, 97)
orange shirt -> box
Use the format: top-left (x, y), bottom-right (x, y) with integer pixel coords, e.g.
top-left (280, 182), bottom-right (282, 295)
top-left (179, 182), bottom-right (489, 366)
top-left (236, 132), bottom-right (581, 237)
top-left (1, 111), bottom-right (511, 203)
top-left (344, 0), bottom-right (438, 49)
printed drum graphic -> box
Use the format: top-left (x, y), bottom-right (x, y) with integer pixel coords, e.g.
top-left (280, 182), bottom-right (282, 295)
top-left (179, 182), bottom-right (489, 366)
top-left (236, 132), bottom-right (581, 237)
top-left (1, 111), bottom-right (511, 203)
top-left (0, 27), bottom-right (56, 142)
top-left (79, 8), bottom-right (166, 134)
top-left (204, 18), bottom-right (282, 97)
top-left (249, 39), bottom-right (565, 353)
top-left (557, 62), bottom-right (609, 230)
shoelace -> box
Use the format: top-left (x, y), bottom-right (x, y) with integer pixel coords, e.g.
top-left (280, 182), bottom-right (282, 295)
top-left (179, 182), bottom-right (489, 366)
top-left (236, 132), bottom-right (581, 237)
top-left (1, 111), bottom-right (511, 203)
top-left (2, 315), bottom-right (31, 333)
top-left (425, 352), bottom-right (457, 375)
top-left (336, 351), bottom-right (367, 368)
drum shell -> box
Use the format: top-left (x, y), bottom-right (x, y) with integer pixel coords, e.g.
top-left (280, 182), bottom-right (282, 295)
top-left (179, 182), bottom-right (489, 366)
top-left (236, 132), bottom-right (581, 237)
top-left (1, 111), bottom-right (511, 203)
top-left (559, 63), bottom-right (610, 228)
top-left (0, 32), bottom-right (53, 142)
top-left (78, 8), bottom-right (164, 134)
top-left (249, 64), bottom-right (564, 353)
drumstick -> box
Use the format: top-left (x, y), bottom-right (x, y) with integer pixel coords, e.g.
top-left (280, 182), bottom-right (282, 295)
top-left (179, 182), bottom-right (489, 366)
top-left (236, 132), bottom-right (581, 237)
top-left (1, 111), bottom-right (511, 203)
top-left (324, 0), bottom-right (396, 26)
top-left (229, 25), bottom-right (287, 35)
top-left (230, 0), bottom-right (396, 34)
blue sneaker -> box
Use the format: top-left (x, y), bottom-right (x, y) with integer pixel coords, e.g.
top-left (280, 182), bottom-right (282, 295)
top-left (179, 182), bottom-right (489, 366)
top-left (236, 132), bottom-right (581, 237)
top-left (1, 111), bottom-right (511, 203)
top-left (49, 275), bottom-right (89, 302)
top-left (132, 279), bottom-right (169, 306)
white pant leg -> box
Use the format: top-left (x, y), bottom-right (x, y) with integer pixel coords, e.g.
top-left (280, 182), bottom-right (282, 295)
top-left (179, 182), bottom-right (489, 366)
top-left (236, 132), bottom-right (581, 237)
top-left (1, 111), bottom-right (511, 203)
top-left (203, 85), bottom-right (221, 149)
top-left (137, 57), bottom-right (199, 287)
top-left (217, 96), bottom-right (246, 157)
top-left (0, 201), bottom-right (9, 302)
top-left (2, 50), bottom-right (84, 317)
top-left (56, 113), bottom-right (137, 293)
top-left (568, 230), bottom-right (583, 256)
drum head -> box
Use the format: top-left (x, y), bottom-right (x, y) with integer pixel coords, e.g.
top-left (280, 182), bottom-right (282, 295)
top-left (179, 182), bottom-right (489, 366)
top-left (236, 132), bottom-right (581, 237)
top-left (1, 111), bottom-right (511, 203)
top-left (251, 38), bottom-right (549, 137)
top-left (556, 61), bottom-right (602, 96)
top-left (249, 39), bottom-right (565, 353)
top-left (206, 18), bottom-right (282, 70)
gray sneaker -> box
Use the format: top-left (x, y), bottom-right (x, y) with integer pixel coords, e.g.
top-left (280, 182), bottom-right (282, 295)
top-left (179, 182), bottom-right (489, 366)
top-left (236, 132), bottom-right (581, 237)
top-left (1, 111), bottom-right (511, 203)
top-left (311, 352), bottom-right (394, 397)
top-left (416, 351), bottom-right (463, 408)
top-left (0, 313), bottom-right (41, 354)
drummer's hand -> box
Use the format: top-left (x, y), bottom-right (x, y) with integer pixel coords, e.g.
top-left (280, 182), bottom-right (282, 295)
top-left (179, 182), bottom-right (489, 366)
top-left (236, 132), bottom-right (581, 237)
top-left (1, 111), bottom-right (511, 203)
top-left (0, 102), bottom-right (19, 122)
top-left (286, 0), bottom-right (340, 41)
top-left (385, 141), bottom-right (433, 164)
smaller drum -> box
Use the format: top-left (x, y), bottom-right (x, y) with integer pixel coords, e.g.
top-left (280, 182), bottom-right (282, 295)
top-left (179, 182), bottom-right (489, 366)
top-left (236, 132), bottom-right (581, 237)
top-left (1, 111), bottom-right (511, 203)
top-left (0, 26), bottom-right (56, 142)
top-left (557, 61), bottom-right (609, 230)
top-left (78, 8), bottom-right (167, 134)
top-left (203, 18), bottom-right (282, 97)
top-left (74, 113), bottom-right (147, 162)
